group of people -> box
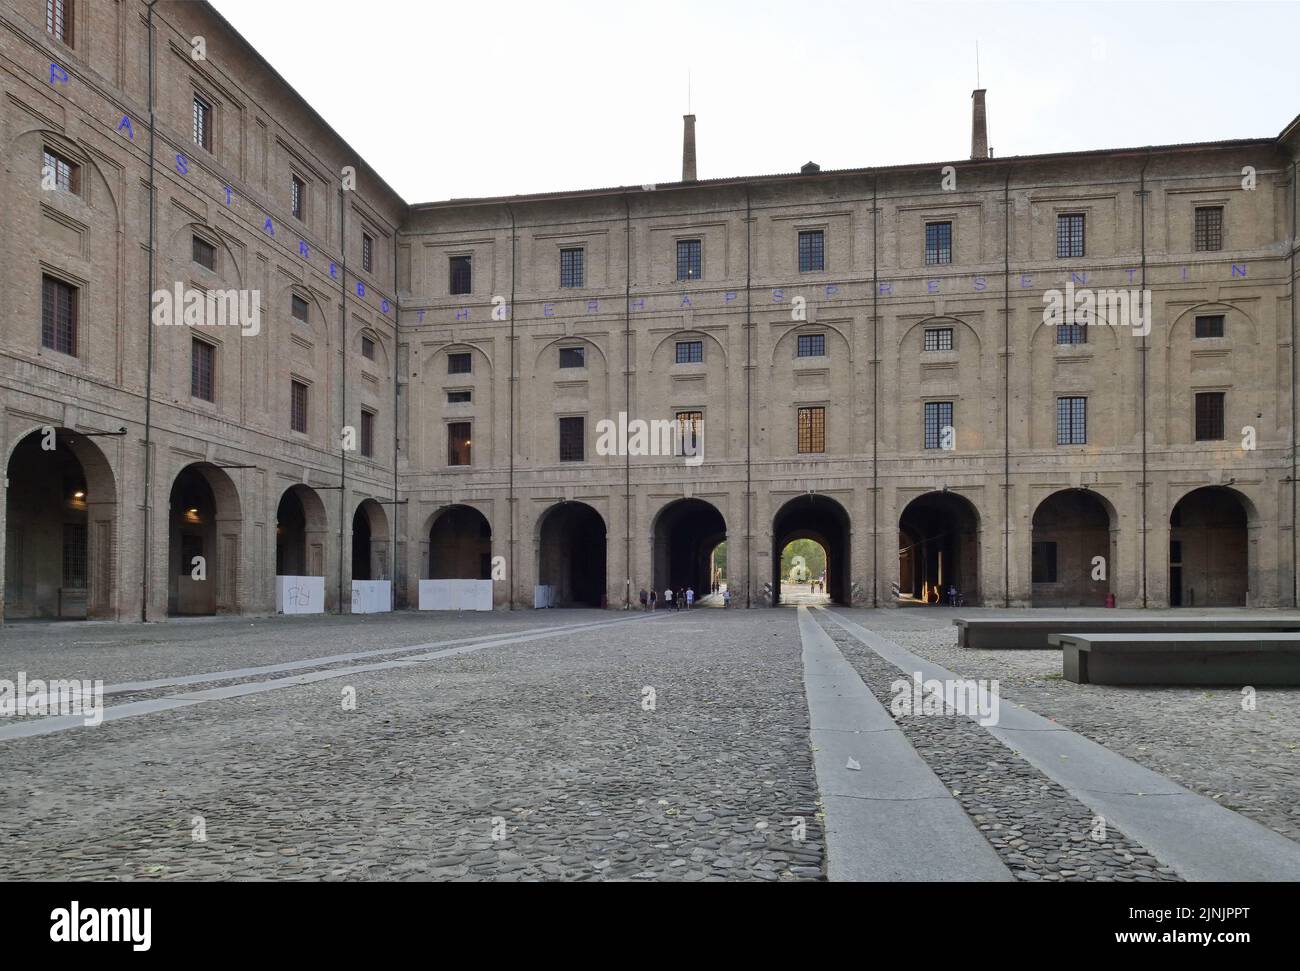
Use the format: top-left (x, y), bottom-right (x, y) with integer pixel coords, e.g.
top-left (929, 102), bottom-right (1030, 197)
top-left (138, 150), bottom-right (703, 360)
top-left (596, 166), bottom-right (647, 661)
top-left (639, 585), bottom-right (732, 609)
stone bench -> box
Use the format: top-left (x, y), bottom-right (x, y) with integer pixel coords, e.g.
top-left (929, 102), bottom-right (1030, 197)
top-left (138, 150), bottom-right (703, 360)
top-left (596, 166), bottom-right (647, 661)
top-left (1052, 632), bottom-right (1300, 685)
top-left (953, 615), bottom-right (1300, 650)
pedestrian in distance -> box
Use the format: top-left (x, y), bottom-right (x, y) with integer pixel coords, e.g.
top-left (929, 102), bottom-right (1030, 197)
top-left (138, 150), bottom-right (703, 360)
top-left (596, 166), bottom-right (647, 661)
top-left (639, 587), bottom-right (648, 610)
top-left (649, 589), bottom-right (657, 610)
top-left (723, 588), bottom-right (732, 608)
top-left (685, 587), bottom-right (695, 609)
top-left (665, 587), bottom-right (674, 611)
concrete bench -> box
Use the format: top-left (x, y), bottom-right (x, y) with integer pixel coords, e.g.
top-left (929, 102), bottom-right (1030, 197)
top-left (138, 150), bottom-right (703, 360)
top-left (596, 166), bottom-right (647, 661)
top-left (953, 615), bottom-right (1300, 650)
top-left (1053, 632), bottom-right (1300, 685)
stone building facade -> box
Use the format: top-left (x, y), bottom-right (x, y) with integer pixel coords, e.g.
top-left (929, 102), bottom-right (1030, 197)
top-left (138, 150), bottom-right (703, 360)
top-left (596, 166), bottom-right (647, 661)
top-left (3, 0), bottom-right (1299, 620)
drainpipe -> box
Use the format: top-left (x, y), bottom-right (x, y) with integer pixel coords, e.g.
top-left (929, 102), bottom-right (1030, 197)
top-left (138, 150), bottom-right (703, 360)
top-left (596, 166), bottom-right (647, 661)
top-left (623, 194), bottom-right (631, 609)
top-left (1292, 159), bottom-right (1298, 607)
top-left (337, 184), bottom-right (348, 613)
top-left (1003, 169), bottom-right (1011, 608)
top-left (392, 228), bottom-right (400, 607)
top-left (507, 204), bottom-right (516, 609)
top-left (1139, 152), bottom-right (1152, 608)
top-left (745, 183), bottom-right (752, 607)
top-left (871, 176), bottom-right (879, 607)
top-left (139, 0), bottom-right (159, 623)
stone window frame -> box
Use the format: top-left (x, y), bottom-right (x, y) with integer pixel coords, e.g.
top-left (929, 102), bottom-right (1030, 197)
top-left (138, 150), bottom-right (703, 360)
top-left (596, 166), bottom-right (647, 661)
top-left (190, 332), bottom-right (219, 405)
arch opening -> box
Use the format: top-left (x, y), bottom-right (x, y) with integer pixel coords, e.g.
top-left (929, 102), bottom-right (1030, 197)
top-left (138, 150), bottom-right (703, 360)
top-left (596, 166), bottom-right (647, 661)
top-left (653, 498), bottom-right (726, 601)
top-left (1169, 486), bottom-right (1250, 607)
top-left (897, 492), bottom-right (980, 605)
top-left (428, 505), bottom-right (491, 580)
top-left (772, 495), bottom-right (851, 606)
top-left (779, 538), bottom-right (830, 605)
top-left (169, 462), bottom-right (241, 616)
top-left (276, 485), bottom-right (327, 578)
top-left (352, 499), bottom-right (390, 581)
top-left (538, 502), bottom-right (606, 607)
top-left (1031, 489), bottom-right (1115, 606)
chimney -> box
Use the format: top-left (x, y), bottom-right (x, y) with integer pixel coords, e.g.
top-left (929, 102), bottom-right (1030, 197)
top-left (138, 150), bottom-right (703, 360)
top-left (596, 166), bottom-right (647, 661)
top-left (970, 89), bottom-right (989, 160)
top-left (682, 114), bottom-right (697, 182)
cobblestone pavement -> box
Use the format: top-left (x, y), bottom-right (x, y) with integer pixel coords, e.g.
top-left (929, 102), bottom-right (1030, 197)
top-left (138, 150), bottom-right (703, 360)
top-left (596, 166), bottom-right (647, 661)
top-left (828, 607), bottom-right (1300, 845)
top-left (0, 610), bottom-right (824, 881)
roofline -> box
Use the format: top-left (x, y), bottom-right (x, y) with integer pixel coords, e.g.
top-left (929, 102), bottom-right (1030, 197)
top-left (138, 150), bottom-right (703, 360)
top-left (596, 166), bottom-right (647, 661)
top-left (409, 135), bottom-right (1282, 212)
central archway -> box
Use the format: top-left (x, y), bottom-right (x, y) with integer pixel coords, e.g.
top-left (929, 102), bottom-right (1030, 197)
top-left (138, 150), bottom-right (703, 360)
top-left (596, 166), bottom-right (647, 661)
top-left (897, 491), bottom-right (980, 605)
top-left (427, 505), bottom-right (492, 579)
top-left (276, 484), bottom-right (328, 578)
top-left (1169, 486), bottom-right (1251, 606)
top-left (771, 494), bottom-right (851, 605)
top-left (352, 499), bottom-right (390, 581)
top-left (537, 501), bottom-right (606, 607)
top-left (1031, 489), bottom-right (1115, 606)
top-left (652, 498), bottom-right (727, 597)
top-left (169, 462), bottom-right (241, 616)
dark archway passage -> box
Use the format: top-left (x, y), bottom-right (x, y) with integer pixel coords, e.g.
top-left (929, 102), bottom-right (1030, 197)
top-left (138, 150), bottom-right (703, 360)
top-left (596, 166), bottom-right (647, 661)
top-left (772, 495), bottom-right (851, 605)
top-left (428, 505), bottom-right (491, 579)
top-left (352, 499), bottom-right (389, 581)
top-left (652, 498), bottom-right (726, 597)
top-left (538, 501), bottom-right (606, 606)
top-left (1031, 489), bottom-right (1115, 606)
top-left (898, 491), bottom-right (980, 605)
top-left (276, 485), bottom-right (327, 578)
top-left (169, 462), bottom-right (241, 616)
top-left (1170, 486), bottom-right (1250, 607)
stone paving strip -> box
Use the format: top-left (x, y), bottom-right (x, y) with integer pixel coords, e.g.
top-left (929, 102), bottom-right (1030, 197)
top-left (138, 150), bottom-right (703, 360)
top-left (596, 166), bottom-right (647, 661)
top-left (821, 608), bottom-right (1300, 882)
top-left (797, 608), bottom-right (1011, 881)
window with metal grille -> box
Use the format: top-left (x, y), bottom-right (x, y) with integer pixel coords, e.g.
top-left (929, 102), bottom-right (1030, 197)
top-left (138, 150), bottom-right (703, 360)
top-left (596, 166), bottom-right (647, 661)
top-left (676, 239), bottom-right (702, 281)
top-left (41, 274), bottom-right (78, 356)
top-left (42, 147), bottom-right (78, 193)
top-left (1057, 396), bottom-right (1086, 445)
top-left (559, 417), bottom-right (585, 462)
top-left (1194, 392), bottom-right (1225, 441)
top-left (924, 401), bottom-right (953, 449)
top-left (191, 338), bottom-right (215, 402)
top-left (560, 248), bottom-right (585, 288)
top-left (924, 328), bottom-right (953, 352)
top-left (797, 334), bottom-right (825, 358)
top-left (797, 407), bottom-right (825, 454)
top-left (192, 95), bottom-right (211, 151)
top-left (675, 340), bottom-right (703, 364)
top-left (360, 410), bottom-right (375, 458)
top-left (1031, 541), bottom-right (1058, 583)
top-left (1195, 314), bottom-right (1225, 338)
top-left (925, 222), bottom-right (952, 265)
top-left (447, 352), bottom-right (471, 375)
top-left (291, 294), bottom-right (309, 322)
top-left (1057, 213), bottom-right (1086, 258)
top-left (1194, 206), bottom-right (1223, 252)
top-left (291, 175), bottom-right (305, 221)
top-left (361, 335), bottom-right (375, 360)
top-left (47, 0), bottom-right (72, 44)
top-left (193, 235), bottom-right (216, 270)
top-left (675, 411), bottom-right (703, 456)
top-left (559, 346), bottom-right (585, 368)
top-left (798, 230), bottom-right (825, 272)
top-left (447, 390), bottom-right (472, 404)
top-left (62, 522), bottom-right (87, 589)
top-left (290, 380), bottom-right (308, 433)
top-left (1056, 321), bottom-right (1088, 345)
top-left (449, 256), bottom-right (472, 295)
top-left (362, 233), bottom-right (374, 273)
top-left (447, 422), bottom-right (472, 466)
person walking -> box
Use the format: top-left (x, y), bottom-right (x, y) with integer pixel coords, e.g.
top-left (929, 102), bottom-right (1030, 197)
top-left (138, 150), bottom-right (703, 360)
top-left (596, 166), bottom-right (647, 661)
top-left (639, 587), bottom-right (647, 611)
top-left (723, 588), bottom-right (732, 609)
top-left (649, 589), bottom-right (657, 610)
top-left (665, 587), bottom-right (674, 611)
top-left (685, 587), bottom-right (695, 609)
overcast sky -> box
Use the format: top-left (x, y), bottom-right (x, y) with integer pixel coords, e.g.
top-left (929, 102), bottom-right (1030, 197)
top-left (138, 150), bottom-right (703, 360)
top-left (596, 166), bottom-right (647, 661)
top-left (208, 0), bottom-right (1300, 203)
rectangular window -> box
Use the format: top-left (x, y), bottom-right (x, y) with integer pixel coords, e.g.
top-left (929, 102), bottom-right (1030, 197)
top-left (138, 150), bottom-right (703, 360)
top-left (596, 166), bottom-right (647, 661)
top-left (559, 417), bottom-right (585, 462)
top-left (192, 235), bottom-right (216, 271)
top-left (924, 401), bottom-right (953, 449)
top-left (675, 340), bottom-right (703, 364)
top-left (1195, 392), bottom-right (1225, 441)
top-left (1057, 396), bottom-right (1087, 445)
top-left (1031, 541), bottom-right (1058, 583)
top-left (192, 95), bottom-right (212, 151)
top-left (1057, 213), bottom-right (1086, 258)
top-left (291, 294), bottom-right (309, 322)
top-left (560, 247), bottom-right (585, 288)
top-left (675, 411), bottom-right (703, 457)
top-left (290, 380), bottom-right (309, 433)
top-left (924, 328), bottom-right (953, 352)
top-left (42, 147), bottom-right (79, 194)
top-left (449, 255), bottom-right (472, 295)
top-left (1057, 321), bottom-right (1088, 345)
top-left (191, 338), bottom-right (215, 402)
top-left (925, 222), bottom-right (952, 265)
top-left (362, 233), bottom-right (374, 273)
top-left (447, 421), bottom-right (472, 466)
top-left (447, 390), bottom-right (472, 404)
top-left (361, 335), bottom-right (375, 360)
top-left (47, 0), bottom-right (72, 44)
top-left (1194, 206), bottom-right (1223, 252)
top-left (798, 230), bottom-right (825, 272)
top-left (41, 274), bottom-right (78, 356)
top-left (291, 175), bottom-right (305, 221)
top-left (1195, 314), bottom-right (1225, 338)
top-left (676, 239), bottom-right (702, 281)
top-left (797, 334), bottom-right (825, 358)
top-left (447, 352), bottom-right (471, 375)
top-left (797, 407), bottom-right (826, 454)
top-left (62, 522), bottom-right (87, 588)
top-left (559, 346), bottom-right (585, 369)
top-left (360, 410), bottom-right (375, 458)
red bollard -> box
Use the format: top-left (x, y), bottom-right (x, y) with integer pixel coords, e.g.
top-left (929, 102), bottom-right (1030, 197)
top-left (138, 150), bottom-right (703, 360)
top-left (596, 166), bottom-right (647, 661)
top-left (1105, 592), bottom-right (1116, 608)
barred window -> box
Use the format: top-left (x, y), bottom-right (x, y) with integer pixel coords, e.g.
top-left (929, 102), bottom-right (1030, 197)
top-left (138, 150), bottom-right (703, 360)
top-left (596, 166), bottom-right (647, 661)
top-left (360, 409), bottom-right (375, 458)
top-left (447, 421), bottom-right (472, 466)
top-left (1056, 321), bottom-right (1088, 345)
top-left (447, 352), bottom-right (471, 375)
top-left (925, 222), bottom-right (952, 265)
top-left (291, 294), bottom-right (309, 322)
top-left (1031, 541), bottom-right (1058, 583)
top-left (675, 340), bottom-right (703, 364)
top-left (191, 337), bottom-right (215, 402)
top-left (560, 248), bottom-right (585, 288)
top-left (47, 0), bottom-right (72, 44)
top-left (1194, 392), bottom-right (1225, 441)
top-left (1194, 206), bottom-right (1223, 252)
top-left (798, 230), bottom-right (825, 272)
top-left (1195, 314), bottom-right (1225, 338)
top-left (290, 380), bottom-right (309, 433)
top-left (924, 401), bottom-right (953, 449)
top-left (447, 390), bottom-right (472, 403)
top-left (291, 175), bottom-right (305, 221)
top-left (41, 274), bottom-right (78, 356)
top-left (362, 233), bottom-right (374, 273)
top-left (1057, 396), bottom-right (1086, 445)
top-left (42, 147), bottom-right (79, 194)
top-left (676, 239), bottom-right (702, 281)
top-left (449, 255), bottom-right (472, 295)
top-left (675, 411), bottom-right (703, 457)
top-left (192, 95), bottom-right (212, 151)
top-left (559, 417), bottom-right (585, 462)
top-left (361, 335), bottom-right (375, 360)
top-left (62, 522), bottom-right (87, 589)
top-left (797, 333), bottom-right (825, 358)
top-left (1057, 213), bottom-right (1085, 258)
top-left (193, 235), bottom-right (216, 270)
top-left (559, 346), bottom-right (585, 368)
top-left (924, 328), bottom-right (953, 352)
top-left (797, 407), bottom-right (825, 454)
